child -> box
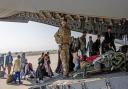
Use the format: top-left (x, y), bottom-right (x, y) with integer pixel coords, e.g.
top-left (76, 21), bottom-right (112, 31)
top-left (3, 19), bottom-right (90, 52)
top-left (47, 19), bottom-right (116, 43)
top-left (108, 43), bottom-right (114, 51)
top-left (13, 55), bottom-right (21, 84)
top-left (44, 54), bottom-right (53, 77)
top-left (24, 63), bottom-right (35, 79)
top-left (72, 48), bottom-right (80, 71)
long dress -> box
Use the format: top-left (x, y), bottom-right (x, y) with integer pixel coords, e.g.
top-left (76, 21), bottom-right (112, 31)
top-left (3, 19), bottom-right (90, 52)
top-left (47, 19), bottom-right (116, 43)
top-left (36, 57), bottom-right (48, 80)
top-left (44, 58), bottom-right (53, 77)
top-left (92, 39), bottom-right (101, 55)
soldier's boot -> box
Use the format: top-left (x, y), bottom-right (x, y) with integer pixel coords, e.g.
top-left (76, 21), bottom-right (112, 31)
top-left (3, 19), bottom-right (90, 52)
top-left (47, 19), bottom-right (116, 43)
top-left (63, 65), bottom-right (69, 79)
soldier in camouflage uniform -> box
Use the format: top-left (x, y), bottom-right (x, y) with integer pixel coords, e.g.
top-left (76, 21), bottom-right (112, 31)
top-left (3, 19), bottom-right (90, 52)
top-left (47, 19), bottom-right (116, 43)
top-left (54, 18), bottom-right (71, 77)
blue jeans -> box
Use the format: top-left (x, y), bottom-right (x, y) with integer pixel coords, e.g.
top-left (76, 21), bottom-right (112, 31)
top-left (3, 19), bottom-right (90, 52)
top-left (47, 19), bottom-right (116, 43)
top-left (74, 59), bottom-right (80, 71)
top-left (14, 71), bottom-right (21, 83)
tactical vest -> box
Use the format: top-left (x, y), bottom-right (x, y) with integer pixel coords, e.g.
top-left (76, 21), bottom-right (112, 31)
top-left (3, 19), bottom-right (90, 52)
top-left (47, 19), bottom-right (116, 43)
top-left (54, 27), bottom-right (71, 44)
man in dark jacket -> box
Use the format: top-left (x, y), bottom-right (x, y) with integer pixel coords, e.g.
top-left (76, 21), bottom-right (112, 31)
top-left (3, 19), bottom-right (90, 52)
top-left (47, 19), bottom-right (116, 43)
top-left (93, 34), bottom-right (101, 55)
top-left (104, 26), bottom-right (116, 51)
top-left (5, 52), bottom-right (13, 75)
top-left (80, 31), bottom-right (87, 56)
top-left (87, 36), bottom-right (93, 56)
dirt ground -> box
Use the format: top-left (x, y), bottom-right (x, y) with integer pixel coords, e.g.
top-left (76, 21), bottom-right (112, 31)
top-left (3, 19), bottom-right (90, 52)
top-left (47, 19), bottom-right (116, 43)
top-left (0, 54), bottom-right (58, 89)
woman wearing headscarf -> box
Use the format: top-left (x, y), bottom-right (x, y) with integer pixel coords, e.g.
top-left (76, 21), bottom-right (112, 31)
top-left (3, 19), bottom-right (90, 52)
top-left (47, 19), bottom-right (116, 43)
top-left (36, 53), bottom-right (47, 83)
top-left (44, 54), bottom-right (53, 77)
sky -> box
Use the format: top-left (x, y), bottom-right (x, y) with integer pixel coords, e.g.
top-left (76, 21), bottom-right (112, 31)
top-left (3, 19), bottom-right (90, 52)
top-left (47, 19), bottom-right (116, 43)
top-left (0, 21), bottom-right (81, 53)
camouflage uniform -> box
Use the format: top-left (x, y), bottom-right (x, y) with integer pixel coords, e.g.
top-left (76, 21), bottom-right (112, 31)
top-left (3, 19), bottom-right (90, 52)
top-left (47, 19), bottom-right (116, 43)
top-left (93, 51), bottom-right (125, 71)
top-left (54, 26), bottom-right (71, 77)
top-left (126, 52), bottom-right (128, 71)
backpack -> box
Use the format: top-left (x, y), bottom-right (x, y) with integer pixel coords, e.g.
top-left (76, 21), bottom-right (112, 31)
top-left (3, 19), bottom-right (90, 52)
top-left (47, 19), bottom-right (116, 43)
top-left (6, 74), bottom-right (14, 84)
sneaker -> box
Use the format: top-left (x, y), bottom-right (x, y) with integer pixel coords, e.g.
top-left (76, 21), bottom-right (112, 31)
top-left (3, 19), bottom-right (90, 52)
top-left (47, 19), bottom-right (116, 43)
top-left (39, 80), bottom-right (44, 84)
top-left (17, 81), bottom-right (22, 85)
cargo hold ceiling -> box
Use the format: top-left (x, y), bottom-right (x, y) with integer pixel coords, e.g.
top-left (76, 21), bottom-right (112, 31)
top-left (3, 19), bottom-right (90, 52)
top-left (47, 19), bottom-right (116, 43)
top-left (0, 0), bottom-right (127, 18)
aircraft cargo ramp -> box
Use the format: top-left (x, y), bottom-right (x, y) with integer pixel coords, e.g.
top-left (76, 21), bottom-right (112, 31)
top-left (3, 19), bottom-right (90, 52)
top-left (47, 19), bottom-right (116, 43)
top-left (30, 72), bottom-right (128, 89)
